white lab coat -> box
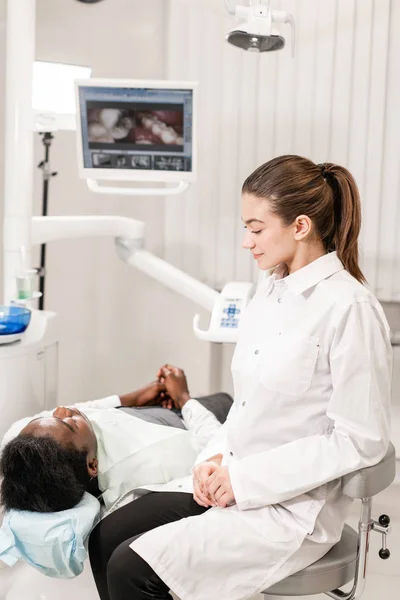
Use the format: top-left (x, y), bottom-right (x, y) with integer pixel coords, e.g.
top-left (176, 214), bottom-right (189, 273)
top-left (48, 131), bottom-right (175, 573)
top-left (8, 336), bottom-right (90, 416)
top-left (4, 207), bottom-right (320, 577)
top-left (132, 252), bottom-right (392, 600)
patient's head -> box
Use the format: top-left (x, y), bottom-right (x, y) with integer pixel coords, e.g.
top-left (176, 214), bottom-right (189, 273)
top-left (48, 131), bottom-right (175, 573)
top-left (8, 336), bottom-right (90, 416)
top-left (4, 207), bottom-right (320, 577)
top-left (0, 407), bottom-right (98, 512)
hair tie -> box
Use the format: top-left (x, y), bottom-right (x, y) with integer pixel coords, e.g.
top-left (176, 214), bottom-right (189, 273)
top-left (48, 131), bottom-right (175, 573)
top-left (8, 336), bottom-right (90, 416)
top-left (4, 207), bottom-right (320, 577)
top-left (317, 163), bottom-right (329, 179)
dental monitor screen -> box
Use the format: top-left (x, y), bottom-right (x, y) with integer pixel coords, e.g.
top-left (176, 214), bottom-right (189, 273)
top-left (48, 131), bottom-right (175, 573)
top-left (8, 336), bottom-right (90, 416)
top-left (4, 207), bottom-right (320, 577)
top-left (76, 79), bottom-right (196, 182)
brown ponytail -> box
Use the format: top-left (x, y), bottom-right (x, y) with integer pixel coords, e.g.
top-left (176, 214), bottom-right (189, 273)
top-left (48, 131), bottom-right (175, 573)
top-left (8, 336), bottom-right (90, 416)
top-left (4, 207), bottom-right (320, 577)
top-left (242, 155), bottom-right (366, 283)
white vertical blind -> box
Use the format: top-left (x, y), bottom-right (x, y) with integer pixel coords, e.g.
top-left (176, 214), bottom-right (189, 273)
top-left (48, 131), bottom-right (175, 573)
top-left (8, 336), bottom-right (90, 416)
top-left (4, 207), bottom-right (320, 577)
top-left (166, 0), bottom-right (400, 300)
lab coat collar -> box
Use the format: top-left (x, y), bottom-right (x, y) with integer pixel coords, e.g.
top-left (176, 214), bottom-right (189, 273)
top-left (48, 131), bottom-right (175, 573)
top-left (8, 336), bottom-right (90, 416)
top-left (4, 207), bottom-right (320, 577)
top-left (272, 252), bottom-right (344, 295)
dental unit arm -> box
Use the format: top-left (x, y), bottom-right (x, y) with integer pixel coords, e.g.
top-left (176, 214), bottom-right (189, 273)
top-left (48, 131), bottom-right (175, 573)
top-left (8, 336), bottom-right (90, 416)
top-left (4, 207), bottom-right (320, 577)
top-left (31, 215), bottom-right (218, 312)
top-left (31, 215), bottom-right (254, 337)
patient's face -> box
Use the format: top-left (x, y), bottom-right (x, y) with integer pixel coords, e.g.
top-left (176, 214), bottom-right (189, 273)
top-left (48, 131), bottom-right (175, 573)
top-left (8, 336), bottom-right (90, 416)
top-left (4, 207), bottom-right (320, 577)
top-left (20, 407), bottom-right (97, 455)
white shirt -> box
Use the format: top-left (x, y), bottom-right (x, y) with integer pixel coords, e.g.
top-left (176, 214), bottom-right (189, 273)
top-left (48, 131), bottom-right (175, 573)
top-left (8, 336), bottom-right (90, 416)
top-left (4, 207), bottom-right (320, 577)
top-left (131, 252), bottom-right (393, 600)
top-left (1, 397), bottom-right (221, 512)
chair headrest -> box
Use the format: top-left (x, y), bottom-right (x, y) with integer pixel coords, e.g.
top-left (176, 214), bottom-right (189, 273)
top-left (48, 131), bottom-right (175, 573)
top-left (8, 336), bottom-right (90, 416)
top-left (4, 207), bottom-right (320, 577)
top-left (0, 492), bottom-right (100, 578)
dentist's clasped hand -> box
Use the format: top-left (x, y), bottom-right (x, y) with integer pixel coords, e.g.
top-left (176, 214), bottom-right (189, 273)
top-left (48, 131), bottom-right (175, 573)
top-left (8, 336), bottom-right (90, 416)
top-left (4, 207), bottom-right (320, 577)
top-left (192, 461), bottom-right (220, 508)
top-left (192, 457), bottom-right (236, 509)
top-left (204, 466), bottom-right (236, 508)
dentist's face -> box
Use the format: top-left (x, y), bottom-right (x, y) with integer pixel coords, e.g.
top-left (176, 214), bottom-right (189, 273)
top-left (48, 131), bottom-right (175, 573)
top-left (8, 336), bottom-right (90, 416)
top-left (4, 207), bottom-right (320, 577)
top-left (241, 192), bottom-right (296, 270)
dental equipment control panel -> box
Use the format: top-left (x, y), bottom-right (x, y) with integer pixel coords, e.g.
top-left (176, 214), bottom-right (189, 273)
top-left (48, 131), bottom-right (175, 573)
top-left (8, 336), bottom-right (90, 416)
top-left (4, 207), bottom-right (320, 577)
top-left (193, 282), bottom-right (255, 343)
top-left (220, 298), bottom-right (243, 329)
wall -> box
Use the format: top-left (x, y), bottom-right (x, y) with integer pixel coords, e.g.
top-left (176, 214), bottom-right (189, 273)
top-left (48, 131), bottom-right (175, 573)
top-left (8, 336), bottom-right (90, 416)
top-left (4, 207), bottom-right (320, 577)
top-left (166, 0), bottom-right (400, 302)
top-left (1, 0), bottom-right (399, 406)
top-left (165, 0), bottom-right (400, 462)
top-left (165, 0), bottom-right (400, 446)
top-left (0, 2), bottom-right (5, 301)
top-left (0, 3), bottom-right (399, 596)
top-left (29, 0), bottom-right (227, 404)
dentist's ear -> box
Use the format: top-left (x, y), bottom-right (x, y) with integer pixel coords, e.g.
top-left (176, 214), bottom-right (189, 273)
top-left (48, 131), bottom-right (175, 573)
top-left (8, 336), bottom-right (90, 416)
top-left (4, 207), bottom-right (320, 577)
top-left (294, 215), bottom-right (312, 241)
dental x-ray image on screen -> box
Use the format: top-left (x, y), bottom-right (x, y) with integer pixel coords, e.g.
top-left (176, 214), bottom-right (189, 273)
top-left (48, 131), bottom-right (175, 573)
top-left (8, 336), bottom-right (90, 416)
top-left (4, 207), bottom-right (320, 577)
top-left (87, 108), bottom-right (184, 147)
top-left (76, 80), bottom-right (196, 182)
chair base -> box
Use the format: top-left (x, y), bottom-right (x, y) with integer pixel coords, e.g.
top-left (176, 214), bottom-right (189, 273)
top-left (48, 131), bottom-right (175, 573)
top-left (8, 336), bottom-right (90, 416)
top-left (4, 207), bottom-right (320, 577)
top-left (263, 525), bottom-right (358, 597)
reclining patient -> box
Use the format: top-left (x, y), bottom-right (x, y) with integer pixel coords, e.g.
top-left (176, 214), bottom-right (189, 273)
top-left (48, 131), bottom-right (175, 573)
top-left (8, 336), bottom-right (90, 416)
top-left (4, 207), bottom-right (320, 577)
top-left (0, 364), bottom-right (232, 515)
top-left (0, 364), bottom-right (232, 579)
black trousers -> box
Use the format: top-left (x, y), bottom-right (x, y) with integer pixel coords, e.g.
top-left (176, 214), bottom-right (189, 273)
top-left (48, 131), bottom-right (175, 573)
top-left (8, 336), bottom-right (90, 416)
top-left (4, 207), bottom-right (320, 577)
top-left (89, 491), bottom-right (209, 600)
top-left (89, 392), bottom-right (233, 600)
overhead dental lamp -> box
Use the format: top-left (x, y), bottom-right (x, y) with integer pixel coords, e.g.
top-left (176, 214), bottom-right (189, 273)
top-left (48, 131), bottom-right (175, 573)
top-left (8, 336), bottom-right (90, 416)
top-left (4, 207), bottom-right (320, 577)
top-left (225, 0), bottom-right (295, 55)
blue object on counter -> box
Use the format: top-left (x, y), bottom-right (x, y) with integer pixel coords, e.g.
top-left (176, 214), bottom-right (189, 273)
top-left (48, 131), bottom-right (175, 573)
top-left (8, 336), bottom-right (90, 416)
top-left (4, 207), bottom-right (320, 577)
top-left (0, 305), bottom-right (31, 335)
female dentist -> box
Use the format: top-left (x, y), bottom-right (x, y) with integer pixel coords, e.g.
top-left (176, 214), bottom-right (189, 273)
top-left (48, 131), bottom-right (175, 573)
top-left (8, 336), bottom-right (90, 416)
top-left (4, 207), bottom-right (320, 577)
top-left (104, 155), bottom-right (392, 600)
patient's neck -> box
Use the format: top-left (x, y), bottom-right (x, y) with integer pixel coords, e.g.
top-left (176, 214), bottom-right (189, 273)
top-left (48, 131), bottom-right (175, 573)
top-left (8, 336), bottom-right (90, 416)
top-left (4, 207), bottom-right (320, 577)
top-left (86, 476), bottom-right (101, 499)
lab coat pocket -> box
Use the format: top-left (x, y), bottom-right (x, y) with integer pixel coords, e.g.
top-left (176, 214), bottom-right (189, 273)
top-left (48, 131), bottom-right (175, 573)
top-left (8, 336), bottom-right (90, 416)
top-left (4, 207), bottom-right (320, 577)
top-left (260, 334), bottom-right (320, 396)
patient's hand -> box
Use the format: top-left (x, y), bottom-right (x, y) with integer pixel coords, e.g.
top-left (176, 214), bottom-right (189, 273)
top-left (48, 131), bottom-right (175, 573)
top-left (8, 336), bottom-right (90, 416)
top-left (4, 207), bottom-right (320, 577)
top-left (157, 364), bottom-right (190, 409)
top-left (119, 382), bottom-right (166, 408)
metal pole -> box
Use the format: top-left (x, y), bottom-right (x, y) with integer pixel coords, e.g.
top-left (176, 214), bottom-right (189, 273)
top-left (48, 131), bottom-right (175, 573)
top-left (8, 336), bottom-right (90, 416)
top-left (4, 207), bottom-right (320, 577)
top-left (326, 498), bottom-right (372, 600)
top-left (37, 132), bottom-right (57, 310)
top-left (3, 0), bottom-right (36, 304)
top-left (209, 342), bottom-right (224, 393)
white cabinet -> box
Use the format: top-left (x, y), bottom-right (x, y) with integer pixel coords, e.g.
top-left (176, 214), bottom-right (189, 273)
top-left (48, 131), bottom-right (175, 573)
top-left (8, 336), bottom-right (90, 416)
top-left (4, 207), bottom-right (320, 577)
top-left (0, 312), bottom-right (58, 440)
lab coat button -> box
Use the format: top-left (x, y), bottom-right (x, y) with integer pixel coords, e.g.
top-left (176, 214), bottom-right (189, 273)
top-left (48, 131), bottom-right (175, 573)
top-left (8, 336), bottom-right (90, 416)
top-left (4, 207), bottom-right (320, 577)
top-left (277, 297), bottom-right (283, 303)
top-left (229, 451), bottom-right (233, 456)
top-left (242, 401), bottom-right (246, 406)
top-left (254, 349), bottom-right (259, 355)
